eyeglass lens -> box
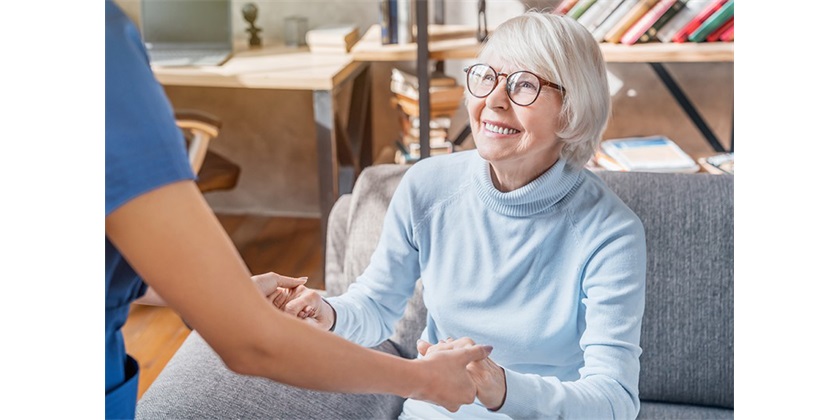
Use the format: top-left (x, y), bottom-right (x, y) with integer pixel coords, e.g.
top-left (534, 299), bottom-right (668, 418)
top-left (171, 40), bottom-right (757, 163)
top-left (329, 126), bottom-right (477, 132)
top-left (465, 64), bottom-right (542, 106)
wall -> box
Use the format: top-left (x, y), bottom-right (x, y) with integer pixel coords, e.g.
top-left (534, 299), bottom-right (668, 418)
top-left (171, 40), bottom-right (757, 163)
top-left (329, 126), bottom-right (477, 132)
top-left (114, 0), bottom-right (733, 217)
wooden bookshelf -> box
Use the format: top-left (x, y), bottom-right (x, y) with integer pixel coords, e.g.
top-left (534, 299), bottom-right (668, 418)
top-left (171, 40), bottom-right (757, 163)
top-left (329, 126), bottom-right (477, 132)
top-left (351, 24), bottom-right (734, 63)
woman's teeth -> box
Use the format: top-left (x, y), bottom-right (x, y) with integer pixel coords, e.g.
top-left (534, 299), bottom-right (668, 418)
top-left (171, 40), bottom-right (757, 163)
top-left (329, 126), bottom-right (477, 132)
top-left (484, 123), bottom-right (520, 135)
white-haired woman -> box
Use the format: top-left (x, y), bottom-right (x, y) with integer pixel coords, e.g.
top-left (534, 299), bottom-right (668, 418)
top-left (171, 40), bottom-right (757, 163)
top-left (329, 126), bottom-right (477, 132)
top-left (280, 11), bottom-right (646, 419)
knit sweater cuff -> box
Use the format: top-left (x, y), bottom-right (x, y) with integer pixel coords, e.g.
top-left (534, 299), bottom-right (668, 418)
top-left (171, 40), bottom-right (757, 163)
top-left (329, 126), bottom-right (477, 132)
top-left (494, 369), bottom-right (559, 418)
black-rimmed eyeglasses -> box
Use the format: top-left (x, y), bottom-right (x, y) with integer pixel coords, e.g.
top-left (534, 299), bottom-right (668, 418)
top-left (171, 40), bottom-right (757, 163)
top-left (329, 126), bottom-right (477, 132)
top-left (463, 63), bottom-right (564, 107)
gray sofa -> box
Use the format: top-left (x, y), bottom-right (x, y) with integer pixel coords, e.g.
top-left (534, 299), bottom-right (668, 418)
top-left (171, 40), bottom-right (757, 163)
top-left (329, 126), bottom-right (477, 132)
top-left (137, 164), bottom-right (734, 419)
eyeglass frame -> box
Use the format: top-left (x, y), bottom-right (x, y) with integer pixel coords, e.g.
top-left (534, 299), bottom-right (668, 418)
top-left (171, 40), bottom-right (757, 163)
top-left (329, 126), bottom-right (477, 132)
top-left (462, 63), bottom-right (565, 107)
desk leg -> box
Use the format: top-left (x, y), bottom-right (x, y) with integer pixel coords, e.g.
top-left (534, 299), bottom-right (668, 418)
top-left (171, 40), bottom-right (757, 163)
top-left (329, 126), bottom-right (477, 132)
top-left (313, 89), bottom-right (337, 279)
top-left (312, 65), bottom-right (373, 281)
top-left (649, 62), bottom-right (728, 153)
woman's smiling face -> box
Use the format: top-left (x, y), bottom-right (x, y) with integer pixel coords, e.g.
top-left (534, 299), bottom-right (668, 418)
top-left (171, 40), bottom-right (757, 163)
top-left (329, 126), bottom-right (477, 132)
top-left (467, 57), bottom-right (566, 181)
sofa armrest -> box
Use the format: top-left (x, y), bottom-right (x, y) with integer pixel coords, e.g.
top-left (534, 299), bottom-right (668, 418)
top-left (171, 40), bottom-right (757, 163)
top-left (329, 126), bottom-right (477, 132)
top-left (325, 194), bottom-right (351, 297)
top-left (136, 332), bottom-right (406, 419)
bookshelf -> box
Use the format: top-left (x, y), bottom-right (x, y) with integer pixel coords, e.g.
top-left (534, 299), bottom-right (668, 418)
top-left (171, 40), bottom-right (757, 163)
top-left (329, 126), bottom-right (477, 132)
top-left (351, 2), bottom-right (734, 160)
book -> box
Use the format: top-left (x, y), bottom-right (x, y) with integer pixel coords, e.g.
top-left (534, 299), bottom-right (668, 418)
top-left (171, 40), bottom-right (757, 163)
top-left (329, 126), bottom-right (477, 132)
top-left (697, 153), bottom-right (734, 174)
top-left (577, 0), bottom-right (627, 33)
top-left (636, 0), bottom-right (687, 43)
top-left (654, 0), bottom-right (706, 42)
top-left (379, 0), bottom-right (392, 45)
top-left (705, 17), bottom-right (733, 42)
top-left (396, 0), bottom-right (415, 44)
top-left (394, 139), bottom-right (453, 164)
top-left (567, 0), bottom-right (599, 20)
top-left (591, 0), bottom-right (642, 42)
top-left (306, 24), bottom-right (359, 45)
top-left (603, 0), bottom-right (660, 44)
top-left (599, 135), bottom-right (700, 173)
top-left (594, 149), bottom-right (627, 171)
top-left (306, 24), bottom-right (360, 53)
top-left (553, 0), bottom-right (581, 15)
top-left (687, 0), bottom-right (734, 42)
top-left (621, 0), bottom-right (680, 45)
top-left (718, 23), bottom-right (733, 42)
top-left (670, 0), bottom-right (728, 43)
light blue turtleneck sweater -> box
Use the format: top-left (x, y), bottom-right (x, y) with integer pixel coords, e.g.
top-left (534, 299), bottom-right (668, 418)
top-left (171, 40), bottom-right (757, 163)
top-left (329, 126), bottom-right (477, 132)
top-left (327, 150), bottom-right (646, 419)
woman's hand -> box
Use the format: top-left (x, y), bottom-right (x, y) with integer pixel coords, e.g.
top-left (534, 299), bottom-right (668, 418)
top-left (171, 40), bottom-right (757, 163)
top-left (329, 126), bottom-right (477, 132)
top-left (273, 285), bottom-right (336, 331)
top-left (418, 337), bottom-right (507, 411)
top-left (251, 272), bottom-right (307, 297)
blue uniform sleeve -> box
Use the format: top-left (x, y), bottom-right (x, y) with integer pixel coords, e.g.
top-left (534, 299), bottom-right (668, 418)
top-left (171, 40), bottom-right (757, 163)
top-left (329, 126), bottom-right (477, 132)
top-left (105, 0), bottom-right (194, 216)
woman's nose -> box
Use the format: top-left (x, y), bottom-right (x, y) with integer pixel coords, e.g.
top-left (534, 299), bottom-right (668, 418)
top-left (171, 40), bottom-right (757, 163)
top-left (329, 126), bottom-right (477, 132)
top-left (485, 77), bottom-right (510, 110)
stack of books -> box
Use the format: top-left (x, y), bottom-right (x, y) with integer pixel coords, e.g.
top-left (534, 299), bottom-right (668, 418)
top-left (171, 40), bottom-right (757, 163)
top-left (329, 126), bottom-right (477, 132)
top-left (555, 0), bottom-right (734, 45)
top-left (305, 24), bottom-right (360, 54)
top-left (697, 152), bottom-right (734, 175)
top-left (390, 68), bottom-right (463, 163)
top-left (594, 135), bottom-right (700, 173)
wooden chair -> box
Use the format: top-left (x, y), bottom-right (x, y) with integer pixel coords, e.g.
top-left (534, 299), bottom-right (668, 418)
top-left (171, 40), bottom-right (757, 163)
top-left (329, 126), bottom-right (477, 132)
top-left (175, 109), bottom-right (240, 193)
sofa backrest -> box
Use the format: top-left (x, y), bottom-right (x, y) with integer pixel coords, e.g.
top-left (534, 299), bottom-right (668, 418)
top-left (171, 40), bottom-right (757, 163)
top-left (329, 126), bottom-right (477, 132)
top-left (326, 164), bottom-right (733, 409)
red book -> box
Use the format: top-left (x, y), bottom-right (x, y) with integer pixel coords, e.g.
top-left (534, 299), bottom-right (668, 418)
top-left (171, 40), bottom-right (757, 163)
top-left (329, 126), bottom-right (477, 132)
top-left (621, 0), bottom-right (679, 45)
top-left (553, 0), bottom-right (580, 15)
top-left (705, 17), bottom-right (733, 42)
top-left (718, 24), bottom-right (734, 42)
top-left (670, 0), bottom-right (728, 43)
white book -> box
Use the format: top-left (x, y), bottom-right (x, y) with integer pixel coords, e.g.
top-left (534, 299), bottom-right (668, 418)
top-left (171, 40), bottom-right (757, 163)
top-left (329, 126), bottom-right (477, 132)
top-left (591, 0), bottom-right (642, 42)
top-left (578, 0), bottom-right (626, 33)
top-left (600, 135), bottom-right (699, 173)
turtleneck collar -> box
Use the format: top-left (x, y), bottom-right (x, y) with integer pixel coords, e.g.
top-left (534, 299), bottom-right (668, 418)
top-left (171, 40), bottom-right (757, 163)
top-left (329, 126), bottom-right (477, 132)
top-left (471, 153), bottom-right (582, 217)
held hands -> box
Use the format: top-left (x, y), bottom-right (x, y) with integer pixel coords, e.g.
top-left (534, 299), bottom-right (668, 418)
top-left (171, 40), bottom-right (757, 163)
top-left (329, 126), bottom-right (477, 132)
top-left (418, 337), bottom-right (507, 411)
top-left (411, 342), bottom-right (495, 413)
top-left (251, 272), bottom-right (308, 297)
top-left (267, 284), bottom-right (336, 331)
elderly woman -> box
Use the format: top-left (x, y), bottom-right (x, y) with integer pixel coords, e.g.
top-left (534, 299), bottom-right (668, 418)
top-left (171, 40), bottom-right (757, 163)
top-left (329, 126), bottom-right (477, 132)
top-left (280, 11), bottom-right (646, 419)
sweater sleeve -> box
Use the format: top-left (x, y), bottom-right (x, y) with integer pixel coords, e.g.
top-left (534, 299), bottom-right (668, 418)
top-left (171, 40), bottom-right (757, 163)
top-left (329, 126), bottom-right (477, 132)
top-left (495, 214), bottom-right (647, 420)
top-left (325, 172), bottom-right (423, 347)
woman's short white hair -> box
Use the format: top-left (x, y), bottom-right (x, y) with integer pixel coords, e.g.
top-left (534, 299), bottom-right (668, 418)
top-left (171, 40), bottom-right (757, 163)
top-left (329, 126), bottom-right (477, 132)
top-left (477, 11), bottom-right (610, 169)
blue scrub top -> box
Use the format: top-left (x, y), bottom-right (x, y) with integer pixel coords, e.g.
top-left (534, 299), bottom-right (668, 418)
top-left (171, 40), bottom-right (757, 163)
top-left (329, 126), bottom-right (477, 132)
top-left (105, 1), bottom-right (194, 417)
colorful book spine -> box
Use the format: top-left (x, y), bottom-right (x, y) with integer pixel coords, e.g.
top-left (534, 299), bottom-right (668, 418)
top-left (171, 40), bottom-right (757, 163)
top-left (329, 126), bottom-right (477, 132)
top-left (687, 0), bottom-right (734, 42)
top-left (655, 0), bottom-right (705, 42)
top-left (718, 23), bottom-right (734, 42)
top-left (671, 0), bottom-right (728, 43)
top-left (553, 0), bottom-right (581, 15)
top-left (379, 0), bottom-right (393, 45)
top-left (591, 0), bottom-right (642, 42)
top-left (567, 0), bottom-right (599, 20)
top-left (636, 0), bottom-right (686, 43)
top-left (621, 0), bottom-right (678, 45)
top-left (603, 0), bottom-right (660, 44)
top-left (705, 16), bottom-right (733, 41)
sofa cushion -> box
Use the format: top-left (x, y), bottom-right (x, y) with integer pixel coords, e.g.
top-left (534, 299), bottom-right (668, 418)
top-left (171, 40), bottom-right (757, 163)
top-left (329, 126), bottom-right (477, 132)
top-left (597, 172), bottom-right (734, 409)
top-left (136, 332), bottom-right (406, 419)
top-left (638, 401), bottom-right (733, 419)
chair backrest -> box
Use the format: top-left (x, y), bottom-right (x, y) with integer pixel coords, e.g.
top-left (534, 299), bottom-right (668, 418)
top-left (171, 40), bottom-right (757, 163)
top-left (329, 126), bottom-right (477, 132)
top-left (327, 165), bottom-right (734, 408)
top-left (174, 109), bottom-right (240, 193)
top-left (175, 109), bottom-right (221, 174)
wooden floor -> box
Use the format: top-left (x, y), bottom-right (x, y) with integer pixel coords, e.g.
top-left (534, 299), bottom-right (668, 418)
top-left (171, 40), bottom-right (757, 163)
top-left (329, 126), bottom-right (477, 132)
top-left (123, 215), bottom-right (323, 400)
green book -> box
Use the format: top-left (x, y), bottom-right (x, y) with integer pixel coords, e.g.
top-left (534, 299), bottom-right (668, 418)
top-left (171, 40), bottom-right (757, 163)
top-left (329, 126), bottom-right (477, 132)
top-left (638, 0), bottom-right (687, 43)
top-left (688, 0), bottom-right (734, 42)
top-left (567, 0), bottom-right (598, 20)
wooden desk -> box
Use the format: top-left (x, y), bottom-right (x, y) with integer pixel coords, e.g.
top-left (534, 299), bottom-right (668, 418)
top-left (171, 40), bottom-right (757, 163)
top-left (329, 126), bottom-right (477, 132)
top-left (153, 45), bottom-right (372, 268)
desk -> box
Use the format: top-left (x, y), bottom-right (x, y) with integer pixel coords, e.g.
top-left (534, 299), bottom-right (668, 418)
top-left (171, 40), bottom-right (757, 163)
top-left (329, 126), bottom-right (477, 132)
top-left (153, 45), bottom-right (372, 270)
